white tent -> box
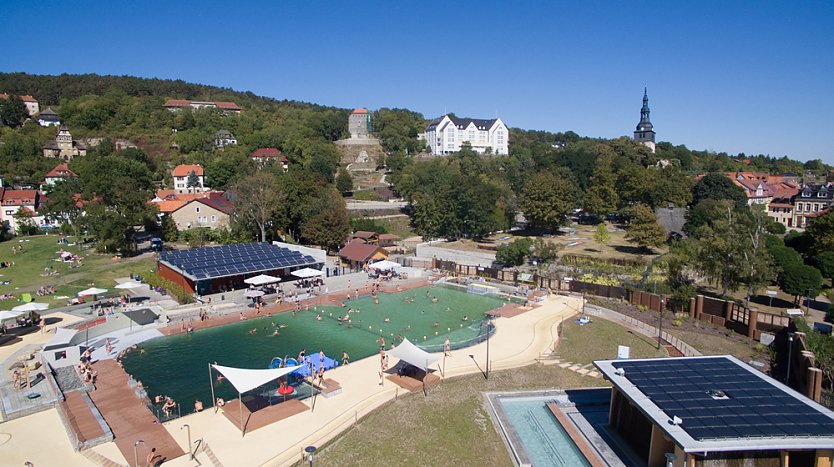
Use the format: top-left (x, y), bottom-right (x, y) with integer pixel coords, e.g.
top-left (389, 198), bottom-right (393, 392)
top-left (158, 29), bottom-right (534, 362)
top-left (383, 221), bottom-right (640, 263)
top-left (0, 310), bottom-right (27, 322)
top-left (210, 363), bottom-right (303, 437)
top-left (114, 281), bottom-right (143, 290)
top-left (291, 268), bottom-right (324, 279)
top-left (387, 337), bottom-right (439, 371)
top-left (243, 274), bottom-right (281, 286)
top-left (369, 260), bottom-right (400, 271)
top-left (78, 287), bottom-right (107, 296)
top-left (243, 290), bottom-right (265, 298)
top-left (12, 302), bottom-right (49, 312)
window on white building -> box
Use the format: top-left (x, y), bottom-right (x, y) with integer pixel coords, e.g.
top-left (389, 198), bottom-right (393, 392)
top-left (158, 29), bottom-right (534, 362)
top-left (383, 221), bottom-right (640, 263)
top-left (211, 215), bottom-right (216, 223)
top-left (195, 207), bottom-right (200, 213)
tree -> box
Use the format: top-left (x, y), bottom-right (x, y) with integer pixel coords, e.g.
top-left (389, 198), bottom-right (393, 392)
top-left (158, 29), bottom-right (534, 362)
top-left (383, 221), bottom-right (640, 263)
top-left (0, 94), bottom-right (27, 127)
top-left (778, 263), bottom-right (822, 303)
top-left (44, 178), bottom-right (86, 248)
top-left (741, 208), bottom-right (774, 308)
top-left (234, 172), bottom-right (282, 242)
top-left (583, 153), bottom-right (618, 215)
top-left (806, 209), bottom-right (834, 256)
top-left (594, 223), bottom-right (610, 244)
top-left (529, 238), bottom-right (561, 265)
top-left (691, 173), bottom-right (747, 206)
top-left (161, 215), bottom-right (179, 242)
top-left (496, 238), bottom-right (533, 267)
top-left (186, 170), bottom-right (200, 189)
top-left (518, 169), bottom-right (578, 231)
top-left (815, 251), bottom-right (834, 283)
top-left (12, 208), bottom-right (38, 235)
top-left (336, 168), bottom-right (353, 193)
top-left (625, 204), bottom-right (666, 252)
top-left (299, 188), bottom-right (350, 251)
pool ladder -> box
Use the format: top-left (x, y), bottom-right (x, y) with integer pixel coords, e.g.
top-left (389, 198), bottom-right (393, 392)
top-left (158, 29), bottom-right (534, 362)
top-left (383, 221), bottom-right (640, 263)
top-left (524, 408), bottom-right (568, 466)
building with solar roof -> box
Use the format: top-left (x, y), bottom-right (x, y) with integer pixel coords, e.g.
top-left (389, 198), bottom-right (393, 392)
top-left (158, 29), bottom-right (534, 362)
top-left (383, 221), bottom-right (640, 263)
top-left (595, 355), bottom-right (834, 467)
top-left (157, 242), bottom-right (323, 295)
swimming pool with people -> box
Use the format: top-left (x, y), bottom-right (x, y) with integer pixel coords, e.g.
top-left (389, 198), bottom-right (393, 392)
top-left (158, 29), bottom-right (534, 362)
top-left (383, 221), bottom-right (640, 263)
top-left (121, 285), bottom-right (505, 417)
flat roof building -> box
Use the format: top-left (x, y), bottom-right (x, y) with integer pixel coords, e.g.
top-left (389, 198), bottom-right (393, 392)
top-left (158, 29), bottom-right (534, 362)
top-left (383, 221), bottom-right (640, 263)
top-left (595, 355), bottom-right (834, 467)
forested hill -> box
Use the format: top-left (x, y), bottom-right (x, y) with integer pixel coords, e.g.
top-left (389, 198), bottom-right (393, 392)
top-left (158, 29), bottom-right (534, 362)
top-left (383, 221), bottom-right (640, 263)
top-left (0, 72), bottom-right (331, 111)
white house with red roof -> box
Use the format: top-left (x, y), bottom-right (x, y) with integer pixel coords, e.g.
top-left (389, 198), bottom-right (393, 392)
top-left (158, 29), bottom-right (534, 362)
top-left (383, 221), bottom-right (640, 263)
top-left (163, 99), bottom-right (241, 114)
top-left (0, 189), bottom-right (49, 233)
top-left (251, 148), bottom-right (289, 172)
top-left (44, 163), bottom-right (78, 186)
top-left (172, 164), bottom-right (207, 194)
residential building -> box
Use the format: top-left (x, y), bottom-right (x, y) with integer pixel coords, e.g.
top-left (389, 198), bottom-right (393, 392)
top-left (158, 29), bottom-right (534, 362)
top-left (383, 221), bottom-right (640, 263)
top-left (37, 107), bottom-right (60, 127)
top-left (350, 231), bottom-right (379, 244)
top-left (337, 243), bottom-right (388, 269)
top-left (349, 108), bottom-right (371, 139)
top-left (0, 93), bottom-right (39, 116)
top-left (633, 88), bottom-right (656, 153)
top-left (42, 126), bottom-right (87, 160)
top-left (43, 163), bottom-right (78, 186)
top-left (163, 99), bottom-right (241, 114)
top-left (425, 115), bottom-right (508, 155)
top-left (768, 184), bottom-right (800, 228)
top-left (169, 192), bottom-right (235, 231)
top-left (214, 130), bottom-right (237, 148)
top-left (792, 182), bottom-right (833, 229)
top-left (251, 148), bottom-right (289, 171)
top-left (172, 164), bottom-right (207, 194)
top-left (1, 189), bottom-right (48, 233)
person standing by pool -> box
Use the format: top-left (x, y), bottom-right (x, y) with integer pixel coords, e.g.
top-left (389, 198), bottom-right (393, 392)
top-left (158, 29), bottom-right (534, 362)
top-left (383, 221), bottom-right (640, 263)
top-left (444, 337), bottom-right (451, 357)
top-left (376, 335), bottom-right (385, 349)
top-left (342, 352), bottom-right (349, 366)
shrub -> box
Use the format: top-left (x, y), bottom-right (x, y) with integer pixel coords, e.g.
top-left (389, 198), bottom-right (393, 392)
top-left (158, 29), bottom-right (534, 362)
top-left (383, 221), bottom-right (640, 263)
top-left (142, 271), bottom-right (193, 304)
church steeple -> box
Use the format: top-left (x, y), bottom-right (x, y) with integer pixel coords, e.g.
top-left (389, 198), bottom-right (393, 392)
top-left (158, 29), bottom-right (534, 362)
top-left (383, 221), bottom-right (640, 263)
top-left (634, 88), bottom-right (656, 153)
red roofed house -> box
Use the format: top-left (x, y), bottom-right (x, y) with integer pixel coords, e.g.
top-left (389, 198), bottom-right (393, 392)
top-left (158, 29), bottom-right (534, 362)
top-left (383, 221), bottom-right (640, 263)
top-left (337, 243), bottom-right (388, 269)
top-left (0, 93), bottom-right (39, 116)
top-left (251, 148), bottom-right (289, 172)
top-left (172, 164), bottom-right (207, 194)
top-left (349, 108), bottom-right (371, 139)
top-left (44, 163), bottom-right (78, 186)
top-left (169, 192), bottom-right (235, 231)
top-left (1, 189), bottom-right (47, 233)
top-left (163, 99), bottom-right (241, 114)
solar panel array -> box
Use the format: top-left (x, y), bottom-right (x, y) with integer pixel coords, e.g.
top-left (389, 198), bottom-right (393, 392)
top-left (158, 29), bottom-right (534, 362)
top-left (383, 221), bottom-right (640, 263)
top-left (612, 357), bottom-right (834, 441)
top-left (160, 243), bottom-right (318, 280)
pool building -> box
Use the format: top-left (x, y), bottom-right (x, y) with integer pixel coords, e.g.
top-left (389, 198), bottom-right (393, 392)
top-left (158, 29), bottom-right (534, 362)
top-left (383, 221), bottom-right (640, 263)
top-left (595, 356), bottom-right (834, 467)
top-left (157, 242), bottom-right (323, 295)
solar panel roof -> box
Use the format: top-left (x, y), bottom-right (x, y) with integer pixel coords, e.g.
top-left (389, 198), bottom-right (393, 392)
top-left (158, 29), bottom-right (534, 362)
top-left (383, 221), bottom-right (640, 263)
top-left (159, 243), bottom-right (319, 280)
top-left (609, 357), bottom-right (834, 442)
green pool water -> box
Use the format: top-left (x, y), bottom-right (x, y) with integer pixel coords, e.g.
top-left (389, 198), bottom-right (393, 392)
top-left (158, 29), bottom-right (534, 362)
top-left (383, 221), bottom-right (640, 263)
top-left (122, 285), bottom-right (504, 416)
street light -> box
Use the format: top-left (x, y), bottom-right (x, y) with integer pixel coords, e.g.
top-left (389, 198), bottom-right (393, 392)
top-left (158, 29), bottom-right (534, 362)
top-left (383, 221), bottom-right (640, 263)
top-left (305, 445), bottom-right (317, 467)
top-left (657, 297), bottom-right (665, 350)
top-left (805, 288), bottom-right (814, 314)
top-left (665, 452), bottom-right (677, 467)
top-left (133, 440), bottom-right (145, 467)
top-left (786, 332), bottom-right (796, 385)
top-left (181, 424), bottom-right (192, 460)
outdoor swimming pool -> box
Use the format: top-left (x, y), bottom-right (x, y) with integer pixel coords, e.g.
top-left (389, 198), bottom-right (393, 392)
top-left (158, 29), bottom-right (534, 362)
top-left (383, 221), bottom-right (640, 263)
top-left (122, 285), bottom-right (504, 416)
top-left (495, 394), bottom-right (591, 467)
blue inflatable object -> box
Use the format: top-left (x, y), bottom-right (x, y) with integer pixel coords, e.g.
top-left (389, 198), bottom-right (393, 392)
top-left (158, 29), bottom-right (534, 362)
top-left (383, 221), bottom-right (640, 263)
top-left (292, 353), bottom-right (339, 377)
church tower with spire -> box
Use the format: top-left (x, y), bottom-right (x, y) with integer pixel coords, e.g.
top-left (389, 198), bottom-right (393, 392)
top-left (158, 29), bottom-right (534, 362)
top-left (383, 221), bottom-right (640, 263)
top-left (633, 88), bottom-right (656, 153)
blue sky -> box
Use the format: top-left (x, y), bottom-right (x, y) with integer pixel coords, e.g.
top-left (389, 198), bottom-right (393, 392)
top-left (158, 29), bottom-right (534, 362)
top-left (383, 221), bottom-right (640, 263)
top-left (2, 1), bottom-right (832, 163)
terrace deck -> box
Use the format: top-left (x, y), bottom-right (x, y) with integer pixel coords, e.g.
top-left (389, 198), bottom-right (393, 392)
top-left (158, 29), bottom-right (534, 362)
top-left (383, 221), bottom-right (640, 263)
top-left (221, 396), bottom-right (307, 434)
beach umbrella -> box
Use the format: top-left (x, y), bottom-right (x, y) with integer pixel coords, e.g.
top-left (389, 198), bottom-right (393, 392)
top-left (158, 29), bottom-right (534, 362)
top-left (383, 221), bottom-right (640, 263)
top-left (291, 268), bottom-right (324, 279)
top-left (244, 290), bottom-right (265, 298)
top-left (12, 302), bottom-right (49, 312)
top-left (369, 260), bottom-right (400, 271)
top-left (115, 281), bottom-right (142, 290)
top-left (244, 274), bottom-right (281, 286)
top-left (78, 287), bottom-right (108, 296)
top-left (0, 310), bottom-right (27, 322)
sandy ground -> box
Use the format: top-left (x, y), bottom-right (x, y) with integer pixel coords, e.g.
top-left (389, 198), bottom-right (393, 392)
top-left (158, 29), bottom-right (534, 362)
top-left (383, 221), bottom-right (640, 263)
top-left (0, 291), bottom-right (581, 467)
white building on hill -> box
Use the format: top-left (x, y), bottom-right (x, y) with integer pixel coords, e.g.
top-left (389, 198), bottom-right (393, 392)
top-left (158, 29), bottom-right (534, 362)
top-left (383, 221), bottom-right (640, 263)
top-left (425, 115), bottom-right (508, 155)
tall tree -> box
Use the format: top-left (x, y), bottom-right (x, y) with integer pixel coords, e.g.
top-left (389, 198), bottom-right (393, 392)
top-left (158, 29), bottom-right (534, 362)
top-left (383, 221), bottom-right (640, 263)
top-left (0, 94), bottom-right (27, 127)
top-left (806, 209), bottom-right (834, 256)
top-left (518, 168), bottom-right (579, 231)
top-left (44, 178), bottom-right (86, 249)
top-left (779, 263), bottom-right (822, 304)
top-left (234, 172), bottom-right (282, 242)
top-left (692, 173), bottom-right (747, 206)
top-left (336, 168), bottom-right (353, 193)
top-left (625, 204), bottom-right (666, 252)
top-left (186, 170), bottom-right (200, 189)
top-left (299, 188), bottom-right (350, 251)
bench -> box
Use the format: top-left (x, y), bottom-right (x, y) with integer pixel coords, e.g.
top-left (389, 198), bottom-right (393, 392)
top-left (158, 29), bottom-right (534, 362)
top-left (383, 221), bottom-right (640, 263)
top-left (315, 378), bottom-right (342, 398)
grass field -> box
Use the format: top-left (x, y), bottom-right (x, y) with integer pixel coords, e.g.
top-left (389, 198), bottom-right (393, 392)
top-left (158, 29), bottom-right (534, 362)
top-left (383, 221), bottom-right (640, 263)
top-left (0, 235), bottom-right (157, 310)
top-left (666, 327), bottom-right (765, 361)
top-left (315, 315), bottom-right (664, 466)
top-left (557, 315), bottom-right (668, 363)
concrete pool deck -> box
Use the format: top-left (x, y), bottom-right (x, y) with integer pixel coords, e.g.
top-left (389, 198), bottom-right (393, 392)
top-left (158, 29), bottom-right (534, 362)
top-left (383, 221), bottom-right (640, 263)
top-left (0, 285), bottom-right (582, 466)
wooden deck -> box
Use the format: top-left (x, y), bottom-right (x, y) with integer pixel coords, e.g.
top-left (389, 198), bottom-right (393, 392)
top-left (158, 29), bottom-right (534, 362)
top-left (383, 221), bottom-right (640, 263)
top-left (546, 402), bottom-right (606, 467)
top-left (89, 360), bottom-right (184, 464)
top-left (486, 303), bottom-right (530, 318)
top-left (221, 396), bottom-right (307, 434)
top-left (386, 372), bottom-right (442, 392)
top-left (60, 391), bottom-right (105, 444)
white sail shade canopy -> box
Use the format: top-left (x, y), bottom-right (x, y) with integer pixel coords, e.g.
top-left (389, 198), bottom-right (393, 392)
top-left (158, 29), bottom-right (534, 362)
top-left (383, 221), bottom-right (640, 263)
top-left (387, 338), bottom-right (439, 371)
top-left (212, 364), bottom-right (303, 394)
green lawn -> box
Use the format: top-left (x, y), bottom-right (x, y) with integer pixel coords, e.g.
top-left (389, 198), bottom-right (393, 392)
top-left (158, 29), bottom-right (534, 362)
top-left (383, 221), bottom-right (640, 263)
top-left (0, 235), bottom-right (157, 310)
top-left (556, 314), bottom-right (668, 364)
top-left (666, 328), bottom-right (764, 361)
top-left (315, 364), bottom-right (605, 467)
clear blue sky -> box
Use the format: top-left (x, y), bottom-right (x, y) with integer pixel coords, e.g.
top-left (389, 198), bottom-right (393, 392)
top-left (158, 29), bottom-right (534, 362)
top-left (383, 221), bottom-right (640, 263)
top-left (2, 1), bottom-right (832, 164)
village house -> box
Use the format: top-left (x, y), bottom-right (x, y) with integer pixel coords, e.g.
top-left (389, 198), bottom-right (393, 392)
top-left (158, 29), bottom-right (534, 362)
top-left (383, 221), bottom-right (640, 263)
top-left (43, 163), bottom-right (78, 186)
top-left (169, 192), bottom-right (235, 231)
top-left (337, 243), bottom-right (389, 270)
top-left (0, 188), bottom-right (48, 233)
top-left (0, 93), bottom-right (39, 116)
top-left (251, 148), bottom-right (289, 172)
top-left (163, 99), bottom-right (241, 114)
top-left (792, 182), bottom-right (833, 229)
top-left (37, 107), bottom-right (60, 127)
top-left (214, 130), bottom-right (237, 148)
top-left (42, 126), bottom-right (87, 161)
top-left (425, 114), bottom-right (508, 155)
top-left (172, 164), bottom-right (207, 194)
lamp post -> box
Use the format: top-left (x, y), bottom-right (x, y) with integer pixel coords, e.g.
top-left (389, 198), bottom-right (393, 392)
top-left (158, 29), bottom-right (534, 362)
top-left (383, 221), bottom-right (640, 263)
top-left (133, 440), bottom-right (144, 467)
top-left (805, 288), bottom-right (813, 314)
top-left (786, 332), bottom-right (795, 385)
top-left (665, 452), bottom-right (677, 467)
top-left (657, 297), bottom-right (665, 350)
top-left (485, 315), bottom-right (492, 380)
top-left (181, 424), bottom-right (192, 460)
top-left (305, 445), bottom-right (317, 467)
